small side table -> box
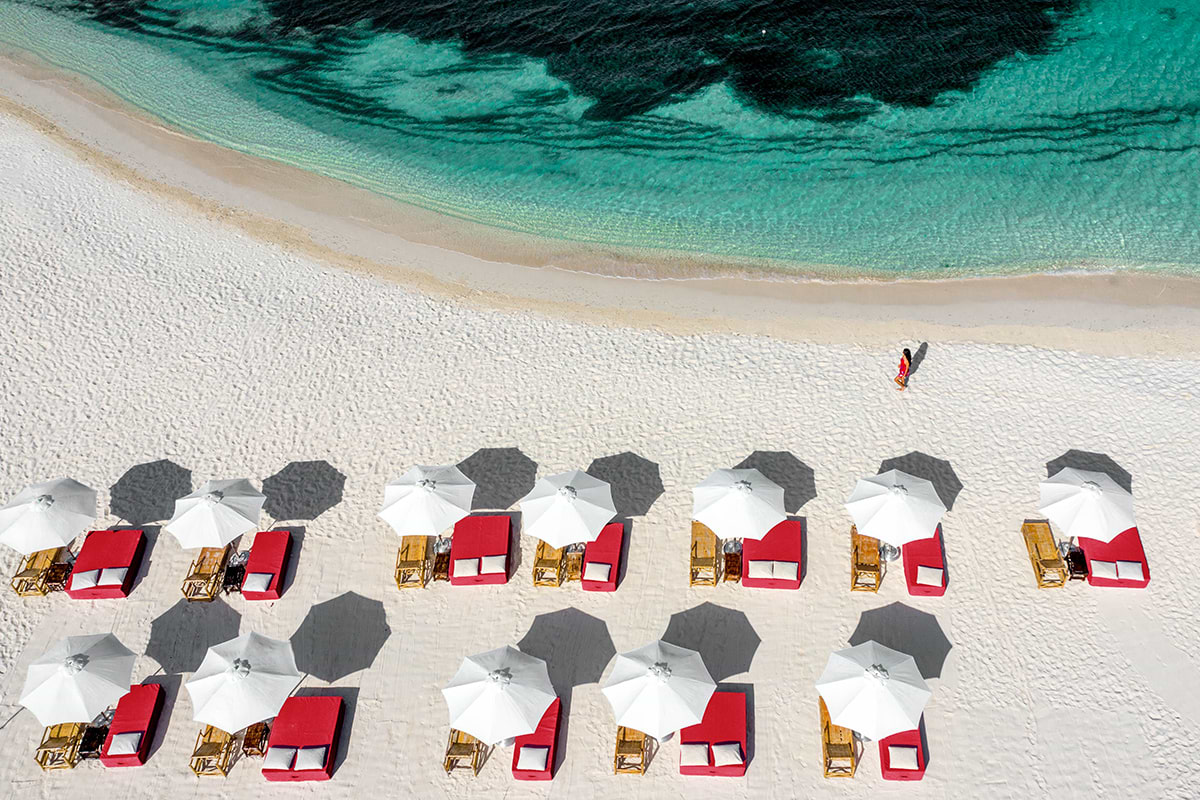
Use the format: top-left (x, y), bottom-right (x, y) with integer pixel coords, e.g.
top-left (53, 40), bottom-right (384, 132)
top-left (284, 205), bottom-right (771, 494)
top-left (242, 721), bottom-right (270, 758)
top-left (722, 552), bottom-right (742, 583)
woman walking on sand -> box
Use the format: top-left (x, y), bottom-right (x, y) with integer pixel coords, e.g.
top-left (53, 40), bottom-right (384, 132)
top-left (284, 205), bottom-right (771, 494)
top-left (894, 348), bottom-right (912, 390)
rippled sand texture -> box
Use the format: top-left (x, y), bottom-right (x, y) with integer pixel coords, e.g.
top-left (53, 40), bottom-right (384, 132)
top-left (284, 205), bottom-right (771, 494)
top-left (1, 0), bottom-right (1199, 275)
top-left (2, 112), bottom-right (1200, 798)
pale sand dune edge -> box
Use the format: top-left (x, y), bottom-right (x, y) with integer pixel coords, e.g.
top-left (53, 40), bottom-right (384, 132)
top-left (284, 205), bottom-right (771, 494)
top-left (1, 107), bottom-right (1199, 800)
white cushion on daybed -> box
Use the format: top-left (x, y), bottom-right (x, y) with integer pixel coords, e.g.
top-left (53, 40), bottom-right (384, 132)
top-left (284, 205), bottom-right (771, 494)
top-left (98, 566), bottom-right (128, 586)
top-left (772, 560), bottom-right (799, 582)
top-left (583, 561), bottom-right (611, 582)
top-left (454, 558), bottom-right (479, 577)
top-left (242, 572), bottom-right (273, 593)
top-left (746, 560), bottom-right (773, 580)
top-left (294, 745), bottom-right (327, 771)
top-left (71, 569), bottom-right (100, 590)
top-left (888, 745), bottom-right (920, 771)
top-left (106, 731), bottom-right (142, 756)
top-left (516, 744), bottom-right (549, 771)
top-left (480, 554), bottom-right (506, 575)
top-left (263, 746), bottom-right (296, 771)
top-left (711, 742), bottom-right (744, 767)
top-left (916, 565), bottom-right (944, 586)
top-left (1116, 560), bottom-right (1145, 581)
top-left (679, 742), bottom-right (709, 767)
top-left (1090, 560), bottom-right (1118, 580)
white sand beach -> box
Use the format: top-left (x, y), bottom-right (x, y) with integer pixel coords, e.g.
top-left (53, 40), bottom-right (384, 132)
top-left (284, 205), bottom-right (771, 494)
top-left (2, 65), bottom-right (1200, 800)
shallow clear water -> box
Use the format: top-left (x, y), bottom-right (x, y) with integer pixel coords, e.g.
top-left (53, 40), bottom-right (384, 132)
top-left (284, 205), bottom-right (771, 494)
top-left (1, 0), bottom-right (1199, 277)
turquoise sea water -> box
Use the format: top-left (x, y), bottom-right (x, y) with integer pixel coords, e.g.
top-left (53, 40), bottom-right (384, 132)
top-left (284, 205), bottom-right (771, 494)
top-left (1, 0), bottom-right (1199, 277)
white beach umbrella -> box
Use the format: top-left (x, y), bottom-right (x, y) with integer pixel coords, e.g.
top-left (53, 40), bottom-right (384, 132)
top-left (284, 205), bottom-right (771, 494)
top-left (844, 469), bottom-right (946, 547)
top-left (0, 478), bottom-right (96, 555)
top-left (379, 465), bottom-right (475, 537)
top-left (815, 640), bottom-right (931, 741)
top-left (1039, 467), bottom-right (1135, 543)
top-left (601, 640), bottom-right (716, 740)
top-left (519, 470), bottom-right (616, 549)
top-left (442, 645), bottom-right (556, 745)
top-left (20, 633), bottom-right (135, 726)
top-left (185, 631), bottom-right (300, 734)
top-left (166, 479), bottom-right (264, 549)
top-left (692, 468), bottom-right (786, 541)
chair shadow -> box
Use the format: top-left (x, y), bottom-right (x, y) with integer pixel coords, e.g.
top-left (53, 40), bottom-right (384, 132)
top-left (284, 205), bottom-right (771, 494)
top-left (717, 682), bottom-right (755, 767)
top-left (1045, 449), bottom-right (1133, 492)
top-left (294, 686), bottom-right (358, 776)
top-left (140, 673), bottom-right (182, 763)
top-left (644, 735), bottom-right (661, 770)
top-left (272, 525), bottom-right (306, 596)
top-left (735, 451), bottom-right (817, 513)
top-left (122, 525), bottom-right (159, 596)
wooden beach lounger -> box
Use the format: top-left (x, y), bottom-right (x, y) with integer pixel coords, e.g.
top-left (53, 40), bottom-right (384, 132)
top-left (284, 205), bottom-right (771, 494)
top-left (1021, 521), bottom-right (1068, 589)
top-left (850, 526), bottom-right (883, 592)
top-left (614, 726), bottom-right (651, 774)
top-left (443, 729), bottom-right (485, 776)
top-left (820, 697), bottom-right (857, 778)
top-left (241, 530), bottom-right (292, 600)
top-left (1078, 527), bottom-right (1151, 589)
top-left (181, 546), bottom-right (231, 602)
top-left (532, 540), bottom-right (565, 587)
top-left (741, 519), bottom-right (803, 590)
top-left (902, 525), bottom-right (947, 596)
top-left (449, 515), bottom-right (511, 586)
top-left (689, 522), bottom-right (720, 586)
top-left (678, 691), bottom-right (748, 777)
top-left (67, 530), bottom-right (145, 599)
top-left (512, 697), bottom-right (561, 781)
top-left (878, 720), bottom-right (927, 781)
top-left (11, 547), bottom-right (67, 597)
top-left (34, 722), bottom-right (86, 770)
top-left (262, 695), bottom-right (344, 781)
top-left (395, 534), bottom-right (430, 590)
top-left (189, 725), bottom-right (235, 776)
top-left (100, 683), bottom-right (164, 768)
top-left (582, 522), bottom-right (624, 592)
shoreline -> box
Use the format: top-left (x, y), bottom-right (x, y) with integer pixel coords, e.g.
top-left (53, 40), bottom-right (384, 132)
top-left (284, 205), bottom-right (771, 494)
top-left (1, 46), bottom-right (1199, 355)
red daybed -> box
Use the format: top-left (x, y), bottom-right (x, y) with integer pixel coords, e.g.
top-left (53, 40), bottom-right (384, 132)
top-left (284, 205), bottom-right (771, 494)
top-left (878, 722), bottom-right (927, 781)
top-left (66, 529), bottom-right (145, 599)
top-left (678, 691), bottom-right (748, 777)
top-left (241, 529), bottom-right (292, 600)
top-left (262, 695), bottom-right (344, 782)
top-left (902, 525), bottom-right (947, 597)
top-left (1078, 527), bottom-right (1150, 588)
top-left (581, 522), bottom-right (623, 592)
top-left (99, 683), bottom-right (164, 767)
top-left (449, 515), bottom-right (511, 586)
top-left (511, 697), bottom-right (561, 780)
top-left (741, 519), bottom-right (803, 590)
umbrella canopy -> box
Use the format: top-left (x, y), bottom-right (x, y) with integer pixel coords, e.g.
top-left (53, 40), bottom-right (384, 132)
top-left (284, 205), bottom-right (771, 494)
top-left (815, 640), bottom-right (931, 740)
top-left (845, 469), bottom-right (946, 547)
top-left (1039, 467), bottom-right (1135, 543)
top-left (185, 631), bottom-right (300, 733)
top-left (602, 640), bottom-right (716, 739)
top-left (442, 645), bottom-right (556, 745)
top-left (692, 468), bottom-right (786, 541)
top-left (379, 465), bottom-right (475, 537)
top-left (519, 470), bottom-right (617, 549)
top-left (0, 478), bottom-right (96, 555)
top-left (20, 633), bottom-right (135, 726)
top-left (167, 479), bottom-right (264, 549)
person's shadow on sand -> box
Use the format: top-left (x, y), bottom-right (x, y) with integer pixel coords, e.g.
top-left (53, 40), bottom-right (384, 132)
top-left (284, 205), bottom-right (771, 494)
top-left (907, 342), bottom-right (929, 381)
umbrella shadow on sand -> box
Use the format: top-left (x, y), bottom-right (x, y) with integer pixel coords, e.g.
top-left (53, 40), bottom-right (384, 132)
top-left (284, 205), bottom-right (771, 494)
top-left (109, 460), bottom-right (192, 525)
top-left (735, 451), bottom-right (817, 513)
top-left (518, 608), bottom-right (615, 773)
top-left (586, 452), bottom-right (664, 518)
top-left (457, 448), bottom-right (538, 510)
top-left (662, 603), bottom-right (761, 682)
top-left (291, 592), bottom-right (391, 683)
top-left (145, 599), bottom-right (240, 675)
top-left (1046, 449), bottom-right (1133, 493)
top-left (879, 452), bottom-right (963, 511)
top-left (849, 602), bottom-right (953, 679)
top-left (262, 460), bottom-right (346, 523)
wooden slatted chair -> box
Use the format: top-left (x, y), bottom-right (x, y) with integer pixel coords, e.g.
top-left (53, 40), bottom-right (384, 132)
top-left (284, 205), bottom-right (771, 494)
top-left (532, 540), bottom-right (566, 587)
top-left (613, 726), bottom-right (651, 774)
top-left (850, 526), bottom-right (883, 593)
top-left (11, 547), bottom-right (66, 597)
top-left (34, 722), bottom-right (86, 770)
top-left (689, 522), bottom-right (720, 586)
top-left (395, 535), bottom-right (430, 589)
top-left (189, 725), bottom-right (235, 776)
top-left (182, 546), bottom-right (231, 602)
top-left (241, 721), bottom-right (270, 758)
top-left (1022, 521), bottom-right (1067, 589)
top-left (820, 697), bottom-right (857, 778)
top-left (443, 728), bottom-right (485, 775)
